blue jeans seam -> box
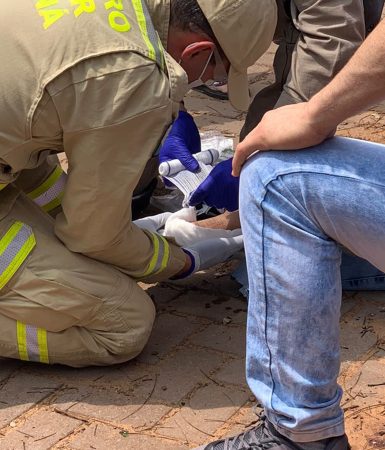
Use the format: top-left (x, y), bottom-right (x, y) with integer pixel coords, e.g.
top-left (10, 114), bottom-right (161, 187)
top-left (258, 178), bottom-right (343, 432)
top-left (261, 198), bottom-right (279, 418)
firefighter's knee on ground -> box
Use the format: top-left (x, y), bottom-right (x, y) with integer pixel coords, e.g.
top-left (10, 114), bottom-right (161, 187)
top-left (122, 284), bottom-right (156, 359)
top-left (52, 286), bottom-right (156, 368)
top-left (38, 280), bottom-right (155, 368)
top-left (103, 282), bottom-right (156, 365)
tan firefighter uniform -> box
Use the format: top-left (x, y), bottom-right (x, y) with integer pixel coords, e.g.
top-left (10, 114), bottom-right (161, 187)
top-left (0, 0), bottom-right (189, 367)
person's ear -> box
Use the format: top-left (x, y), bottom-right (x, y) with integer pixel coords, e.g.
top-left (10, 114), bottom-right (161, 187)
top-left (180, 40), bottom-right (215, 63)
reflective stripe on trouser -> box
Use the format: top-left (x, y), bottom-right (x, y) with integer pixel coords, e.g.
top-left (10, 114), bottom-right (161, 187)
top-left (27, 166), bottom-right (67, 213)
top-left (0, 220), bottom-right (48, 362)
top-left (0, 192), bottom-right (155, 367)
top-left (131, 0), bottom-right (165, 69)
top-left (139, 232), bottom-right (170, 278)
top-left (17, 322), bottom-right (48, 363)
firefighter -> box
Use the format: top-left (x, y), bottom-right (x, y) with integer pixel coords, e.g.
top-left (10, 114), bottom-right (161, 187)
top-left (0, 0), bottom-right (273, 367)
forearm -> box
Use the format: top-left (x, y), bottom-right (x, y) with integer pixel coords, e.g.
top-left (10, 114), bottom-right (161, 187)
top-left (193, 210), bottom-right (240, 230)
top-left (308, 19), bottom-right (385, 133)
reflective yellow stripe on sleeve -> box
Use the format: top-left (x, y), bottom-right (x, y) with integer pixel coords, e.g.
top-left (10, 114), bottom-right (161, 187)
top-left (131, 0), bottom-right (165, 69)
top-left (0, 184), bottom-right (7, 191)
top-left (27, 165), bottom-right (67, 213)
top-left (17, 322), bottom-right (49, 364)
top-left (0, 221), bottom-right (36, 290)
top-left (141, 232), bottom-right (170, 278)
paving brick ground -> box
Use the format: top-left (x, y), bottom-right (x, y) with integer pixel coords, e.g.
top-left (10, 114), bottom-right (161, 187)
top-left (1, 42), bottom-right (385, 450)
top-left (0, 269), bottom-right (384, 450)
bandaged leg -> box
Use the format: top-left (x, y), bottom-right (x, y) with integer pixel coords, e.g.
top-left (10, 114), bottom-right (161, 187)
top-left (163, 207), bottom-right (241, 246)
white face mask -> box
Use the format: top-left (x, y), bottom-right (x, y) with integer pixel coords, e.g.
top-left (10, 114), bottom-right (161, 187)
top-left (206, 47), bottom-right (228, 87)
top-left (180, 49), bottom-right (214, 90)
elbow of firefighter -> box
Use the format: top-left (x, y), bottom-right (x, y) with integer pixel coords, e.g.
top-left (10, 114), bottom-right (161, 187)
top-left (55, 225), bottom-right (126, 256)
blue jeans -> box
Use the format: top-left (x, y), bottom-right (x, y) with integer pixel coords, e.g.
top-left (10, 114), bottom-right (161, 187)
top-left (239, 137), bottom-right (385, 442)
top-left (233, 251), bottom-right (385, 298)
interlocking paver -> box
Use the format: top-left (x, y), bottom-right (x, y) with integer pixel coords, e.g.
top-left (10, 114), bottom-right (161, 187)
top-left (0, 409), bottom-right (81, 450)
top-left (137, 313), bottom-right (205, 365)
top-left (217, 403), bottom-right (262, 438)
top-left (189, 324), bottom-right (246, 356)
top-left (340, 295), bottom-right (359, 316)
top-left (214, 357), bottom-right (247, 387)
top-left (149, 346), bottom-right (231, 404)
top-left (0, 370), bottom-right (60, 429)
top-left (91, 360), bottom-right (155, 385)
top-left (168, 290), bottom-right (247, 324)
top-left (52, 384), bottom-right (171, 430)
top-left (141, 282), bottom-right (182, 309)
top-left (340, 300), bottom-right (384, 366)
top-left (0, 359), bottom-right (22, 382)
top-left (341, 355), bottom-right (385, 450)
top-left (155, 383), bottom-right (250, 445)
top-left (67, 423), bottom-right (189, 450)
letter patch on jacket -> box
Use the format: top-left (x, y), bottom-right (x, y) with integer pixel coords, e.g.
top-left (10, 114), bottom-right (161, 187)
top-left (34, 0), bottom-right (132, 33)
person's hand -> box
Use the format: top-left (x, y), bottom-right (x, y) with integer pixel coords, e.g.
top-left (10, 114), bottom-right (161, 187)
top-left (188, 159), bottom-right (239, 211)
top-left (159, 111), bottom-right (201, 173)
top-left (232, 102), bottom-right (336, 176)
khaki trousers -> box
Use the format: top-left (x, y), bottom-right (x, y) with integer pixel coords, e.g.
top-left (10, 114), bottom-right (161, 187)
top-left (0, 186), bottom-right (155, 367)
top-left (240, 0), bottom-right (299, 140)
top-left (240, 0), bottom-right (384, 140)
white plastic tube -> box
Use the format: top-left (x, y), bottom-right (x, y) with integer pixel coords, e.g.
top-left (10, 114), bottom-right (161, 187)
top-left (158, 149), bottom-right (220, 176)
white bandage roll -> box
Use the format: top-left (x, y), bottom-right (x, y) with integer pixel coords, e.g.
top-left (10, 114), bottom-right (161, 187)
top-left (158, 149), bottom-right (220, 176)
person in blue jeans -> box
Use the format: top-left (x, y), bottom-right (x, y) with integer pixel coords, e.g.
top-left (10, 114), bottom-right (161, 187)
top-left (194, 14), bottom-right (385, 450)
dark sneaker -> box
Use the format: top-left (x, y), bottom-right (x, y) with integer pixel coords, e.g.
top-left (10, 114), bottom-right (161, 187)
top-left (194, 415), bottom-right (351, 450)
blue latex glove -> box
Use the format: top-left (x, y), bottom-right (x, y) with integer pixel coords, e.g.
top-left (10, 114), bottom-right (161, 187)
top-left (189, 158), bottom-right (240, 211)
top-left (159, 111), bottom-right (201, 172)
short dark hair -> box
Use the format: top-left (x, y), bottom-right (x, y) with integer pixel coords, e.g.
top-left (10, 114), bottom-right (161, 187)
top-left (170, 0), bottom-right (216, 42)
